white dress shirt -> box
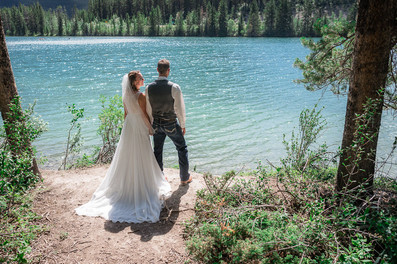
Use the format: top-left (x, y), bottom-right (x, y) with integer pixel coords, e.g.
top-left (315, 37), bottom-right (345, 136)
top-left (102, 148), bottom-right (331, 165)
top-left (145, 76), bottom-right (186, 128)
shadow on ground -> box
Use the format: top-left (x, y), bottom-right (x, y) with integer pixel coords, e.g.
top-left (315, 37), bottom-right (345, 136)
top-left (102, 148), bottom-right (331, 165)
top-left (104, 184), bottom-right (190, 242)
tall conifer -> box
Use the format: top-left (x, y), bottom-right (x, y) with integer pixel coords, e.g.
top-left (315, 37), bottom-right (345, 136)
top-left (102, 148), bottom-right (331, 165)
top-left (218, 0), bottom-right (228, 37)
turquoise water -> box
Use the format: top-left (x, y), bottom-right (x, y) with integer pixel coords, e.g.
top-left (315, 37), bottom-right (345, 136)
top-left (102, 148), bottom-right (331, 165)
top-left (6, 36), bottom-right (397, 175)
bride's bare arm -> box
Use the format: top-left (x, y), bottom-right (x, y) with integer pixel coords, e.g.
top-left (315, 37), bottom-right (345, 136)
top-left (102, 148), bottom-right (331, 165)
top-left (138, 93), bottom-right (150, 122)
top-left (123, 103), bottom-right (127, 119)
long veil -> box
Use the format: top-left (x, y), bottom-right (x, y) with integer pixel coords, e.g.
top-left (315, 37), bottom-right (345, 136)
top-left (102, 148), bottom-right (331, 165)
top-left (121, 74), bottom-right (154, 135)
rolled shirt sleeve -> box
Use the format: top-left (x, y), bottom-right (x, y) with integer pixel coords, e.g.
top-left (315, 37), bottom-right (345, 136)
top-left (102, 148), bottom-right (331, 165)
top-left (171, 84), bottom-right (186, 128)
top-left (144, 86), bottom-right (153, 124)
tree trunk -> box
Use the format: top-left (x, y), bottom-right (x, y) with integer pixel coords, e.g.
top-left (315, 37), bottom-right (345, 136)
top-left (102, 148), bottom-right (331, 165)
top-left (336, 0), bottom-right (396, 193)
top-left (0, 14), bottom-right (40, 176)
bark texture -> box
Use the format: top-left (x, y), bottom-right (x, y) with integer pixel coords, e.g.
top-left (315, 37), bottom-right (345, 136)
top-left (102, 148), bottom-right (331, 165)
top-left (336, 0), bottom-right (397, 192)
top-left (0, 14), bottom-right (18, 116)
top-left (0, 15), bottom-right (40, 176)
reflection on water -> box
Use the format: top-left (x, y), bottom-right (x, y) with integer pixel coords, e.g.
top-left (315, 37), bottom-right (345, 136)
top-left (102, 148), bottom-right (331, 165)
top-left (6, 36), bottom-right (396, 175)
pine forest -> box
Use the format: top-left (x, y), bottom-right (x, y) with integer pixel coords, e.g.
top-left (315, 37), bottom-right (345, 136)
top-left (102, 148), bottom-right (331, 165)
top-left (0, 0), bottom-right (356, 37)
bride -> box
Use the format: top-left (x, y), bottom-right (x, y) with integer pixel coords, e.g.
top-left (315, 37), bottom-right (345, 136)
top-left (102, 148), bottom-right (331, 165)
top-left (75, 71), bottom-right (171, 223)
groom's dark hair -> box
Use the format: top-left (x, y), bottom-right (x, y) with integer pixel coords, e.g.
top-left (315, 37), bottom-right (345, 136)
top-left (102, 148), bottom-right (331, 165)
top-left (157, 59), bottom-right (170, 75)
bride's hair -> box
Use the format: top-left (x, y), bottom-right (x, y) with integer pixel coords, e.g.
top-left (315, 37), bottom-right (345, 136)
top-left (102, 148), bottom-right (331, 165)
top-left (128, 70), bottom-right (141, 92)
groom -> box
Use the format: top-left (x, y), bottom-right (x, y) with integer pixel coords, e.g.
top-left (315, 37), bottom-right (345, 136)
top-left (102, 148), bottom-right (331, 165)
top-left (145, 59), bottom-right (192, 185)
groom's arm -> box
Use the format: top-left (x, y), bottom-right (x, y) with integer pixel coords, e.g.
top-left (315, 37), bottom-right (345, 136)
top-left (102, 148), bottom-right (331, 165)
top-left (172, 84), bottom-right (186, 131)
top-left (144, 86), bottom-right (153, 124)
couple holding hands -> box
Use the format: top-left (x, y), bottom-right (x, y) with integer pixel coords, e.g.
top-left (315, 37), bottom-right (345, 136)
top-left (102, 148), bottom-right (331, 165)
top-left (76, 59), bottom-right (191, 223)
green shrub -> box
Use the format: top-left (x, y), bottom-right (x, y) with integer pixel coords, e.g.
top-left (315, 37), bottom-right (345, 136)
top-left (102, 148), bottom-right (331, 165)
top-left (59, 103), bottom-right (85, 170)
top-left (185, 105), bottom-right (397, 263)
top-left (0, 96), bottom-right (46, 263)
top-left (96, 94), bottom-right (124, 164)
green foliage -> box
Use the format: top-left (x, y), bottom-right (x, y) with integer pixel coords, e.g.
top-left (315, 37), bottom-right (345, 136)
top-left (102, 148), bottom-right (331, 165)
top-left (274, 0), bottom-right (293, 37)
top-left (185, 106), bottom-right (397, 263)
top-left (0, 193), bottom-right (44, 264)
top-left (294, 18), bottom-right (356, 94)
top-left (282, 105), bottom-right (328, 172)
top-left (96, 94), bottom-right (123, 164)
top-left (264, 0), bottom-right (276, 36)
top-left (59, 103), bottom-right (84, 170)
top-left (74, 153), bottom-right (96, 168)
top-left (0, 97), bottom-right (47, 195)
top-left (0, 97), bottom-right (46, 263)
top-left (218, 0), bottom-right (228, 37)
top-left (247, 0), bottom-right (261, 37)
top-left (1, 98), bottom-right (47, 157)
top-left (342, 97), bottom-right (383, 177)
top-left (294, 18), bottom-right (397, 111)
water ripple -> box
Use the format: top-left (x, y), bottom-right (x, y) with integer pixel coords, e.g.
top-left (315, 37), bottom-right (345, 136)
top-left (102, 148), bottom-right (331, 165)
top-left (7, 36), bottom-right (397, 175)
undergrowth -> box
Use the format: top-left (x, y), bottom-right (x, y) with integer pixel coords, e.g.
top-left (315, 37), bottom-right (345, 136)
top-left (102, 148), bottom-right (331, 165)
top-left (184, 106), bottom-right (397, 263)
top-left (0, 97), bottom-right (46, 263)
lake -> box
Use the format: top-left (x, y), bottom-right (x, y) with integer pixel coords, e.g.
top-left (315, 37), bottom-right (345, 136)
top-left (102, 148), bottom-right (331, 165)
top-left (6, 36), bottom-right (397, 176)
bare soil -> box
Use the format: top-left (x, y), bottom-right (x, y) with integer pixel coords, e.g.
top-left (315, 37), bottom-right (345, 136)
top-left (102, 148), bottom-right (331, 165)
top-left (28, 166), bottom-right (204, 264)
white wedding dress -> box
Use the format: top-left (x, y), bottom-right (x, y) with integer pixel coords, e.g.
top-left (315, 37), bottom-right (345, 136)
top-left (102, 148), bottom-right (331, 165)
top-left (75, 74), bottom-right (171, 223)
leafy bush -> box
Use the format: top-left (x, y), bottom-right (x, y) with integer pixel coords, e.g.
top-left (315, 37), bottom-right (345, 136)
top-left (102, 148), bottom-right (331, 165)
top-left (96, 94), bottom-right (123, 164)
top-left (0, 96), bottom-right (46, 263)
top-left (57, 95), bottom-right (124, 169)
top-left (59, 103), bottom-right (85, 170)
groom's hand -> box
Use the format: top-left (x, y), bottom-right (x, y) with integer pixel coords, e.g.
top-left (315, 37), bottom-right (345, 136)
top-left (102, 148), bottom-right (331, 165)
top-left (182, 127), bottom-right (186, 136)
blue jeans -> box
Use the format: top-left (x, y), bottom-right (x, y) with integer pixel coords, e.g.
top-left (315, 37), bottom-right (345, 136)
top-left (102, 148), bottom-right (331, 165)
top-left (153, 120), bottom-right (190, 181)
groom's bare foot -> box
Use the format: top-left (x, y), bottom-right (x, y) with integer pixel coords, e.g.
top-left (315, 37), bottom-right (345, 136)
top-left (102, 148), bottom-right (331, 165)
top-left (180, 175), bottom-right (192, 186)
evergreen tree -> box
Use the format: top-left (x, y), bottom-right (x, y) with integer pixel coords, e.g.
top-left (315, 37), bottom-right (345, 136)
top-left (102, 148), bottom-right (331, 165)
top-left (118, 18), bottom-right (123, 35)
top-left (12, 7), bottom-right (27, 36)
top-left (264, 0), bottom-right (275, 36)
top-left (301, 0), bottom-right (314, 36)
top-left (247, 0), bottom-right (261, 36)
top-left (275, 0), bottom-right (293, 36)
top-left (126, 13), bottom-right (131, 35)
top-left (136, 12), bottom-right (145, 35)
top-left (82, 21), bottom-right (89, 35)
top-left (149, 7), bottom-right (157, 36)
top-left (149, 6), bottom-right (161, 36)
top-left (206, 2), bottom-right (216, 36)
top-left (57, 7), bottom-right (64, 36)
top-left (186, 10), bottom-right (199, 36)
top-left (71, 14), bottom-right (79, 36)
top-left (199, 7), bottom-right (206, 36)
top-left (0, 0), bottom-right (356, 37)
top-left (166, 14), bottom-right (174, 36)
top-left (33, 2), bottom-right (45, 35)
top-left (237, 11), bottom-right (245, 36)
top-left (111, 16), bottom-right (117, 36)
top-left (155, 6), bottom-right (162, 34)
top-left (227, 18), bottom-right (237, 36)
top-left (218, 0), bottom-right (228, 37)
top-left (175, 11), bottom-right (185, 36)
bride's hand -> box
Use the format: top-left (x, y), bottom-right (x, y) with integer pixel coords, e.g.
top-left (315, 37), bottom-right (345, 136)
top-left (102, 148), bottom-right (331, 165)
top-left (149, 128), bottom-right (154, 136)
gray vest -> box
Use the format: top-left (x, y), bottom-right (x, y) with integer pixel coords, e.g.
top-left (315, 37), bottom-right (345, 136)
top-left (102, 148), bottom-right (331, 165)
top-left (147, 79), bottom-right (177, 121)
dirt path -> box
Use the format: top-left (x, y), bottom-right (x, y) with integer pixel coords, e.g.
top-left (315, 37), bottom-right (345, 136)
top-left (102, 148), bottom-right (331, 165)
top-left (29, 166), bottom-right (204, 264)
